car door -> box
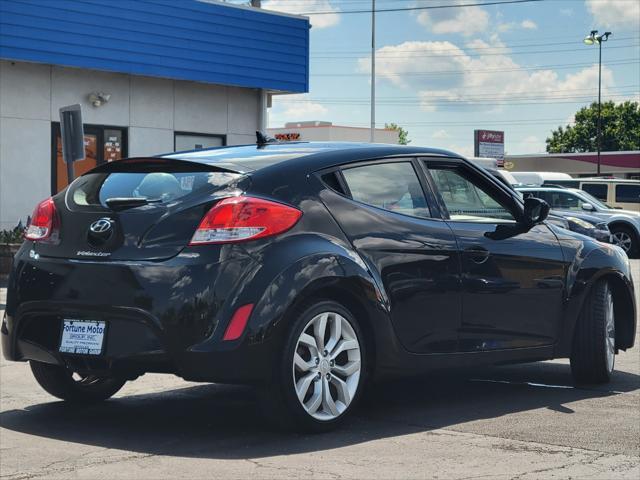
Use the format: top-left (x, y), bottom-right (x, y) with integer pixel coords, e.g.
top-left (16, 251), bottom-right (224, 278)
top-left (321, 159), bottom-right (462, 354)
top-left (423, 160), bottom-right (566, 351)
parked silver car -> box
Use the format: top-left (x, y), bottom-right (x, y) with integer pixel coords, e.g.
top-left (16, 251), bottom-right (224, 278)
top-left (517, 186), bottom-right (640, 257)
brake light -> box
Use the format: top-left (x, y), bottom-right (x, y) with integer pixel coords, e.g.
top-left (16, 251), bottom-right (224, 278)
top-left (190, 196), bottom-right (302, 245)
top-left (24, 197), bottom-right (59, 241)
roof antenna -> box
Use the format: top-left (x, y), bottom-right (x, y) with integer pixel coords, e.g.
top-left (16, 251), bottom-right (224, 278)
top-left (256, 131), bottom-right (278, 147)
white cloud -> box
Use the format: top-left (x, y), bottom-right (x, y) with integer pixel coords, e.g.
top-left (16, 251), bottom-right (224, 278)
top-left (269, 94), bottom-right (329, 124)
top-left (262, 0), bottom-right (340, 29)
top-left (415, 1), bottom-right (489, 36)
top-left (497, 19), bottom-right (537, 33)
top-left (358, 38), bottom-right (617, 113)
top-left (586, 0), bottom-right (640, 29)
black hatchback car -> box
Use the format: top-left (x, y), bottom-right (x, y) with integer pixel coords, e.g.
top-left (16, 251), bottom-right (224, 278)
top-left (2, 142), bottom-right (636, 431)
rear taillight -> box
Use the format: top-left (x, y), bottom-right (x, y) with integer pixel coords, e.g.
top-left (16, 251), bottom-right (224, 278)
top-left (24, 197), bottom-right (59, 241)
top-left (190, 196), bottom-right (302, 245)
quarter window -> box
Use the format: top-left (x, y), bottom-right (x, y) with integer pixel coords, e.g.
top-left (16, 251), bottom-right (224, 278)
top-left (616, 184), bottom-right (640, 204)
top-left (428, 166), bottom-right (516, 223)
top-left (341, 162), bottom-right (430, 218)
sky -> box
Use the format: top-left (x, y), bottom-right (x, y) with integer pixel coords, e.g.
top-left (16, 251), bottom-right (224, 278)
top-left (246, 0), bottom-right (640, 156)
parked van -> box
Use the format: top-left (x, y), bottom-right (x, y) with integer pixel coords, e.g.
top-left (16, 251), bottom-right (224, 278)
top-left (543, 178), bottom-right (640, 211)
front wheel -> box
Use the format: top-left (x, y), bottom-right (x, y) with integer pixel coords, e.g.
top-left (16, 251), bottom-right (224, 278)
top-left (570, 280), bottom-right (616, 384)
top-left (611, 225), bottom-right (638, 257)
top-left (262, 300), bottom-right (366, 432)
top-left (30, 361), bottom-right (127, 402)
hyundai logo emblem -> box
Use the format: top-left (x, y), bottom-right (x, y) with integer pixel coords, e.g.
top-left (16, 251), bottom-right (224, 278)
top-left (89, 218), bottom-right (113, 234)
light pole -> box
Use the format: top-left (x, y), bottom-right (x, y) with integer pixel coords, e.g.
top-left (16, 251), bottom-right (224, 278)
top-left (583, 30), bottom-right (611, 176)
top-left (370, 0), bottom-right (376, 143)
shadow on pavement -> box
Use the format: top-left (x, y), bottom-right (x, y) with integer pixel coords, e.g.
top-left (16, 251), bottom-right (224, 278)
top-left (1, 361), bottom-right (638, 459)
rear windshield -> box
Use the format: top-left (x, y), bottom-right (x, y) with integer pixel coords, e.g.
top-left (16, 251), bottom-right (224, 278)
top-left (69, 170), bottom-right (243, 207)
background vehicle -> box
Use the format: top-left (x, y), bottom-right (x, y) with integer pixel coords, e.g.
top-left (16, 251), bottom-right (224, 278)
top-left (546, 178), bottom-right (640, 211)
top-left (486, 169), bottom-right (612, 243)
top-left (510, 171), bottom-right (573, 186)
top-left (3, 142), bottom-right (636, 432)
top-left (517, 186), bottom-right (640, 257)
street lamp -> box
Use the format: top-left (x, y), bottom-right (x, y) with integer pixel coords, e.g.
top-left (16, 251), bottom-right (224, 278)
top-left (583, 30), bottom-right (612, 176)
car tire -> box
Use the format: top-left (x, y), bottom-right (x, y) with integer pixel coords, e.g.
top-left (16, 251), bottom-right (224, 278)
top-left (610, 225), bottom-right (638, 258)
top-left (261, 300), bottom-right (366, 432)
top-left (30, 361), bottom-right (126, 402)
top-left (570, 280), bottom-right (616, 384)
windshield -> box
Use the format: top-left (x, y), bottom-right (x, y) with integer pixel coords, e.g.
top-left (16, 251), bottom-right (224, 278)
top-left (578, 190), bottom-right (611, 209)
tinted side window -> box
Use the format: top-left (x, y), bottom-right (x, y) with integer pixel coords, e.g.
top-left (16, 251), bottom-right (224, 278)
top-left (616, 184), bottom-right (640, 203)
top-left (429, 166), bottom-right (516, 222)
top-left (341, 162), bottom-right (430, 218)
top-left (581, 183), bottom-right (608, 201)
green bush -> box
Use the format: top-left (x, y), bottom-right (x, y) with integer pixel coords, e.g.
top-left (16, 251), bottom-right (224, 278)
top-left (0, 223), bottom-right (25, 245)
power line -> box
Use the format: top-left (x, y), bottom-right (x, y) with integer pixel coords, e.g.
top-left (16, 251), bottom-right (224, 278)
top-left (310, 59), bottom-right (640, 77)
top-left (310, 36), bottom-right (638, 55)
top-left (300, 0), bottom-right (544, 15)
top-left (311, 42), bottom-right (639, 59)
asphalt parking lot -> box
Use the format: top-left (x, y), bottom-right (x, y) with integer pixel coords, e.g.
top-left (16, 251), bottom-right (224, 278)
top-left (1, 261), bottom-right (638, 480)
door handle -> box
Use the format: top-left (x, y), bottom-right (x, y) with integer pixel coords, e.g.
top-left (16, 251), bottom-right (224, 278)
top-left (464, 246), bottom-right (490, 264)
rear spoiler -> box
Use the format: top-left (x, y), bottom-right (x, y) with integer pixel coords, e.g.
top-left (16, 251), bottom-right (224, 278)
top-left (88, 157), bottom-right (241, 175)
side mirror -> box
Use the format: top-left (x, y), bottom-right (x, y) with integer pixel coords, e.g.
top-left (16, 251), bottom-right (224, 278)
top-left (581, 203), bottom-right (594, 211)
top-left (522, 197), bottom-right (549, 226)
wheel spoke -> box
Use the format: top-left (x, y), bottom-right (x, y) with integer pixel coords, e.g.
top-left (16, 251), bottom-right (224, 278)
top-left (299, 332), bottom-right (319, 356)
top-left (313, 313), bottom-right (328, 353)
top-left (295, 372), bottom-right (316, 403)
top-left (325, 315), bottom-right (342, 353)
top-left (322, 377), bottom-right (339, 416)
top-left (330, 339), bottom-right (359, 359)
top-left (332, 359), bottom-right (360, 377)
top-left (305, 380), bottom-right (323, 414)
top-left (330, 375), bottom-right (351, 406)
top-left (294, 353), bottom-right (314, 372)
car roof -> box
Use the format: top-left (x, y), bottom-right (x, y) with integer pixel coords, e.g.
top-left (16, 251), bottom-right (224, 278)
top-left (161, 142), bottom-right (460, 173)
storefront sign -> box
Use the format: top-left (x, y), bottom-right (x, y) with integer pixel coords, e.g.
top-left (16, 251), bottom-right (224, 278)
top-left (474, 130), bottom-right (505, 165)
top-left (274, 132), bottom-right (301, 141)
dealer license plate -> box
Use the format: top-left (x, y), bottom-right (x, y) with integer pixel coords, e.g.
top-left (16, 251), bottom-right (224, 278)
top-left (59, 320), bottom-right (106, 355)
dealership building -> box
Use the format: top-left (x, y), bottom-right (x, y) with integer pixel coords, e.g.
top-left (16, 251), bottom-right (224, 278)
top-left (506, 151), bottom-right (640, 179)
top-left (268, 121), bottom-right (400, 144)
top-left (0, 0), bottom-right (309, 230)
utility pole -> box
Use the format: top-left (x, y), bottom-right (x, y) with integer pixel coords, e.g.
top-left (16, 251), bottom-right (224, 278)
top-left (370, 0), bottom-right (376, 143)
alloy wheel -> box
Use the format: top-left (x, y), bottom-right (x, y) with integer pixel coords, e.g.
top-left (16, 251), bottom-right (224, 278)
top-left (292, 311), bottom-right (361, 421)
top-left (612, 231), bottom-right (632, 253)
top-left (604, 289), bottom-right (615, 373)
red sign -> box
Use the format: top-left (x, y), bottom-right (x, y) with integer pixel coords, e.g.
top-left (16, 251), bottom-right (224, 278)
top-left (275, 132), bottom-right (301, 141)
top-left (478, 130), bottom-right (504, 143)
top-left (474, 129), bottom-right (505, 162)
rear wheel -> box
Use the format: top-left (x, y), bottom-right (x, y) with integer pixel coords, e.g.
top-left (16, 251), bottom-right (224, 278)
top-left (570, 280), bottom-right (616, 384)
top-left (30, 361), bottom-right (126, 402)
top-left (611, 225), bottom-right (637, 257)
top-left (262, 300), bottom-right (365, 432)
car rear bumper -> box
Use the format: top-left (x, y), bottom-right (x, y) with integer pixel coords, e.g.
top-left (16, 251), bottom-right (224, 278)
top-left (1, 243), bottom-right (277, 384)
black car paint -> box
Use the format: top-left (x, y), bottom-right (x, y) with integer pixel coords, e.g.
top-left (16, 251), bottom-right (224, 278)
top-left (2, 143), bottom-right (636, 384)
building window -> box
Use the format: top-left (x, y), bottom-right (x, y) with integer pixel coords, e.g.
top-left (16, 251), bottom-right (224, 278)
top-left (51, 123), bottom-right (127, 194)
top-left (174, 132), bottom-right (226, 152)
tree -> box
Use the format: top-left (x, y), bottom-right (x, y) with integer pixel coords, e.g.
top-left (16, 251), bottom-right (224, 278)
top-left (546, 101), bottom-right (640, 153)
top-left (385, 123), bottom-right (411, 145)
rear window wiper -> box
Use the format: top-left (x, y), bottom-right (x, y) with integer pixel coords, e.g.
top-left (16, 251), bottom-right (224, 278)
top-left (105, 197), bottom-right (163, 210)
